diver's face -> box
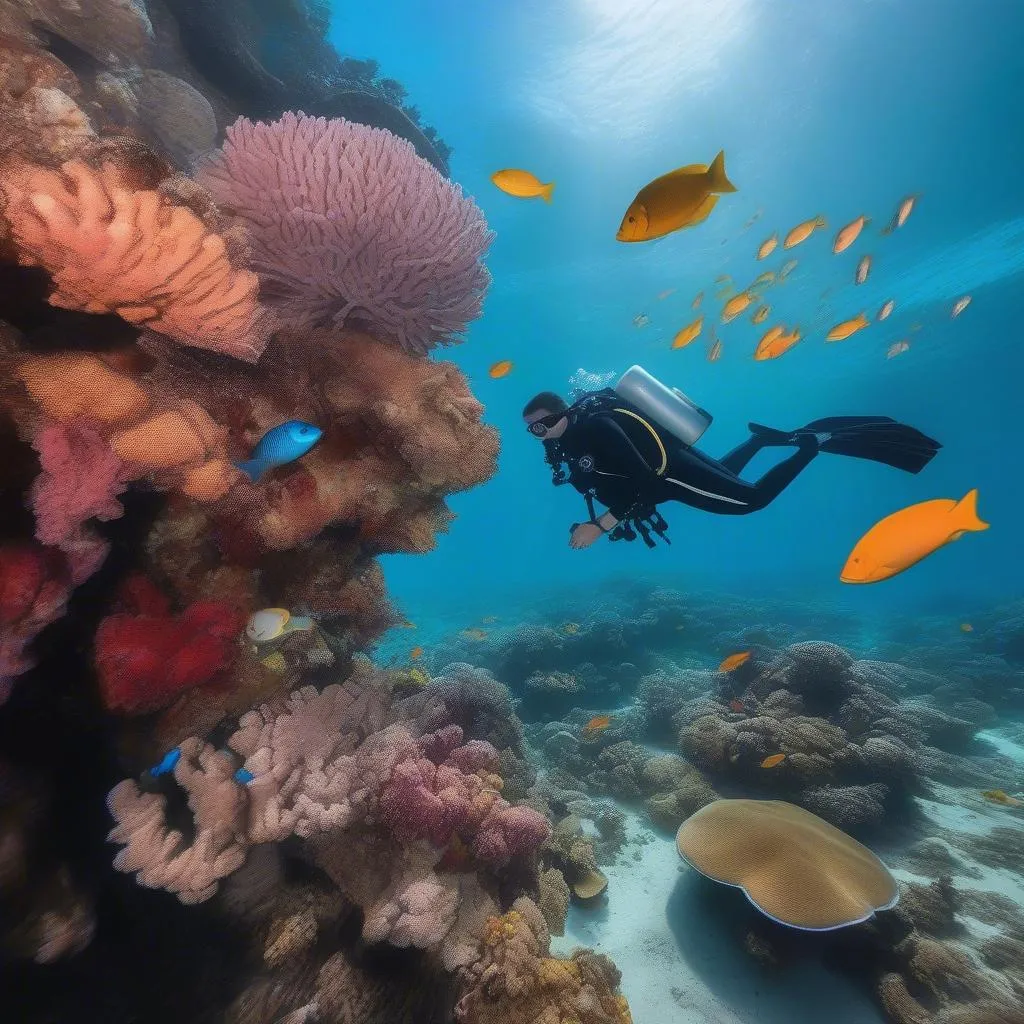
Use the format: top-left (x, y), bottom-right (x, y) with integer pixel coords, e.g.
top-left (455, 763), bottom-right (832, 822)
top-left (525, 409), bottom-right (568, 439)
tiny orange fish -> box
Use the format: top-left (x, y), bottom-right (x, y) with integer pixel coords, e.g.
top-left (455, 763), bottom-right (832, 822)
top-left (761, 753), bottom-right (786, 769)
top-left (877, 299), bottom-right (895, 321)
top-left (692, 291), bottom-right (704, 310)
top-left (722, 291), bottom-right (756, 323)
top-left (657, 288), bottom-right (676, 301)
top-left (672, 315), bottom-right (704, 349)
top-left (882, 194), bottom-right (918, 234)
top-left (707, 338), bottom-right (722, 362)
top-left (981, 789), bottom-right (1024, 808)
top-left (778, 259), bottom-right (798, 280)
top-left (489, 360), bottom-right (514, 378)
top-left (410, 646), bottom-right (424, 659)
top-left (833, 215), bottom-right (869, 254)
top-left (960, 623), bottom-right (974, 632)
top-left (719, 651), bottom-right (751, 672)
top-left (784, 216), bottom-right (826, 249)
top-left (826, 313), bottom-right (870, 341)
top-left (583, 715), bottom-right (612, 734)
top-left (755, 326), bottom-right (801, 361)
top-left (751, 271), bottom-right (775, 288)
top-left (757, 233), bottom-right (778, 260)
top-left (751, 304), bottom-right (770, 325)
top-left (952, 296), bottom-right (972, 318)
top-left (729, 698), bottom-right (744, 713)
top-left (855, 255), bottom-right (872, 285)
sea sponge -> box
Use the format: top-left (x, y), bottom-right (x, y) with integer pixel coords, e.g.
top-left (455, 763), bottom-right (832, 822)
top-left (675, 799), bottom-right (899, 930)
top-left (0, 159), bottom-right (270, 361)
top-left (197, 112), bottom-right (492, 354)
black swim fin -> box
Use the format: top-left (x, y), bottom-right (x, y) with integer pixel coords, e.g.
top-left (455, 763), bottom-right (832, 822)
top-left (799, 416), bottom-right (941, 474)
top-left (748, 416), bottom-right (941, 474)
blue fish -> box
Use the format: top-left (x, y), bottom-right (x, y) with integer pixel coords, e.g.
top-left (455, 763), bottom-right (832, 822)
top-left (235, 420), bottom-right (323, 483)
top-left (150, 747), bottom-right (181, 777)
top-left (234, 768), bottom-right (254, 784)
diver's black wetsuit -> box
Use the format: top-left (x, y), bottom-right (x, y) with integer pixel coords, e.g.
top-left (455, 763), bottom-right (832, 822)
top-left (555, 410), bottom-right (819, 519)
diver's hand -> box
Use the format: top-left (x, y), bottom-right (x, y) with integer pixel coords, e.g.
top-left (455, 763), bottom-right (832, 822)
top-left (569, 522), bottom-right (604, 549)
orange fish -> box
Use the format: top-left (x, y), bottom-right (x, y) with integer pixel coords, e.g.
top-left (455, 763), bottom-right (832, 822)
top-left (778, 259), bottom-right (798, 280)
top-left (692, 291), bottom-right (704, 310)
top-left (833, 215), bottom-right (869, 254)
top-left (784, 216), bottom-right (826, 249)
top-left (855, 255), bottom-right (872, 285)
top-left (657, 288), bottom-right (676, 301)
top-left (489, 360), bottom-right (514, 378)
top-left (707, 338), bottom-right (723, 362)
top-left (719, 651), bottom-right (751, 672)
top-left (729, 699), bottom-right (744, 713)
top-left (981, 789), bottom-right (1024, 808)
top-left (960, 623), bottom-right (974, 632)
top-left (757, 233), bottom-right (778, 260)
top-left (410, 646), bottom-right (424, 659)
top-left (826, 313), bottom-right (870, 341)
top-left (761, 753), bottom-right (786, 769)
top-left (877, 299), bottom-right (895, 321)
top-left (672, 315), bottom-right (703, 349)
top-left (886, 340), bottom-right (910, 359)
top-left (755, 326), bottom-right (801, 361)
top-left (882, 194), bottom-right (918, 234)
top-left (583, 715), bottom-right (612, 734)
top-left (751, 304), bottom-right (770, 325)
top-left (722, 291), bottom-right (756, 323)
top-left (751, 271), bottom-right (775, 288)
top-left (840, 489), bottom-right (989, 584)
top-left (952, 296), bottom-right (972, 318)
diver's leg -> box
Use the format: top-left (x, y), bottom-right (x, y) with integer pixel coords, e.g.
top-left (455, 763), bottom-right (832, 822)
top-left (663, 440), bottom-right (817, 515)
top-left (717, 434), bottom-right (769, 474)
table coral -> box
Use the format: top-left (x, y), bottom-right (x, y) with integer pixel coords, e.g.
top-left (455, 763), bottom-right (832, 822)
top-left (197, 112), bottom-right (493, 354)
top-left (0, 159), bottom-right (271, 361)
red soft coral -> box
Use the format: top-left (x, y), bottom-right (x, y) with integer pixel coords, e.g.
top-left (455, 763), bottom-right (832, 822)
top-left (95, 593), bottom-right (244, 715)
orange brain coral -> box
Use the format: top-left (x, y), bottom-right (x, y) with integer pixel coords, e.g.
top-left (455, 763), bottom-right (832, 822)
top-left (676, 799), bottom-right (899, 930)
top-left (0, 159), bottom-right (271, 362)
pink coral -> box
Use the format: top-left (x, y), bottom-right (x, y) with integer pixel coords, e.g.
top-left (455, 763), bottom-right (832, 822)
top-left (29, 418), bottom-right (127, 547)
top-left (198, 113), bottom-right (493, 354)
top-left (0, 159), bottom-right (271, 361)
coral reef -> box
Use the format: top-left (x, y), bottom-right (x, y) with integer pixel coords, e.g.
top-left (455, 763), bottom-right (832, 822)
top-left (198, 112), bottom-right (492, 354)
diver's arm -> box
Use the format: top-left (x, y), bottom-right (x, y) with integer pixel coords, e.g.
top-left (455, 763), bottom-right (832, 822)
top-left (585, 416), bottom-right (660, 483)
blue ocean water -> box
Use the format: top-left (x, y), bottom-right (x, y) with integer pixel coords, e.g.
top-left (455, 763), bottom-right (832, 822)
top-left (331, 0), bottom-right (1024, 626)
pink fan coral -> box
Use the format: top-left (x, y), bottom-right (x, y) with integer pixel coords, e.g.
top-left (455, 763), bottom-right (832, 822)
top-left (0, 159), bottom-right (271, 362)
top-left (198, 112), bottom-right (493, 355)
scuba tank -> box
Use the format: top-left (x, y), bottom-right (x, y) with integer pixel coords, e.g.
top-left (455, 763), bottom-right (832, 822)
top-left (613, 365), bottom-right (713, 447)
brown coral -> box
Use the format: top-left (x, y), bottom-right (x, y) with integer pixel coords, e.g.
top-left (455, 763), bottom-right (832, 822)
top-left (0, 159), bottom-right (270, 361)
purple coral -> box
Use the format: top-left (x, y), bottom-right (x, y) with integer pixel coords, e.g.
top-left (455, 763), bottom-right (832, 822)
top-left (198, 112), bottom-right (493, 355)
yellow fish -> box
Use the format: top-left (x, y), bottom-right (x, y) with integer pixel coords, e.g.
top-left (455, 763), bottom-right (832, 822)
top-left (751, 271), bottom-right (775, 288)
top-left (778, 259), bottom-right (798, 280)
top-left (719, 651), bottom-right (751, 672)
top-left (489, 359), bottom-right (514, 378)
top-left (784, 216), bottom-right (827, 249)
top-left (692, 291), bottom-right (704, 310)
top-left (616, 151), bottom-right (737, 242)
top-left (751, 304), bottom-right (770, 325)
top-left (981, 790), bottom-right (1023, 808)
top-left (840, 489), bottom-right (989, 584)
top-left (491, 168), bottom-right (555, 202)
top-left (754, 326), bottom-right (800, 361)
top-left (960, 623), bottom-right (974, 632)
top-left (826, 313), bottom-right (870, 341)
top-left (855, 255), bottom-right (872, 285)
top-left (886, 340), bottom-right (910, 359)
top-left (722, 291), bottom-right (756, 323)
top-left (877, 299), bottom-right (895, 321)
top-left (672, 316), bottom-right (703, 350)
top-left (882, 194), bottom-right (919, 234)
top-left (757, 233), bottom-right (778, 260)
top-left (833, 215), bottom-right (870, 254)
top-left (707, 339), bottom-right (722, 362)
top-left (952, 296), bottom-right (972, 318)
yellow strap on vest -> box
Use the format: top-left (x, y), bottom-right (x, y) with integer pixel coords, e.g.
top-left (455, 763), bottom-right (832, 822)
top-left (612, 407), bottom-right (667, 475)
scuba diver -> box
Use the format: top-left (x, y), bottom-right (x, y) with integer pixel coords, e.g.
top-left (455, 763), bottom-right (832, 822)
top-left (524, 365), bottom-right (941, 551)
